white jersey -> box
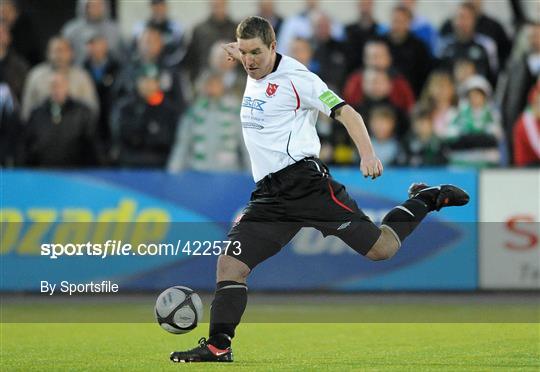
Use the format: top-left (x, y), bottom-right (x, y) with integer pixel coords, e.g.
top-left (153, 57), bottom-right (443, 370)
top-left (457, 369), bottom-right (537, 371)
top-left (240, 54), bottom-right (345, 182)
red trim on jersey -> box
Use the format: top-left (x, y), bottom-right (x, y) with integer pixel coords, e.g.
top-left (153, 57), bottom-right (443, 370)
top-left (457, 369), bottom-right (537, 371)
top-left (290, 81), bottom-right (300, 112)
top-left (327, 180), bottom-right (354, 213)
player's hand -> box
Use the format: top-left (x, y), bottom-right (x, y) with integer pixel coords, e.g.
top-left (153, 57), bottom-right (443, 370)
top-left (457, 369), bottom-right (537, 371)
top-left (222, 42), bottom-right (241, 62)
top-left (360, 155), bottom-right (383, 180)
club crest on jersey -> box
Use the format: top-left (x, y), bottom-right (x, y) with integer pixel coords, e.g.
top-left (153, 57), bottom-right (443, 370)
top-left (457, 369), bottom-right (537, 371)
top-left (265, 83), bottom-right (279, 97)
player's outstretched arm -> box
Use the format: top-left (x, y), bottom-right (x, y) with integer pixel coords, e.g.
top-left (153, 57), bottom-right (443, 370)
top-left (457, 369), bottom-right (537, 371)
top-left (333, 104), bottom-right (383, 179)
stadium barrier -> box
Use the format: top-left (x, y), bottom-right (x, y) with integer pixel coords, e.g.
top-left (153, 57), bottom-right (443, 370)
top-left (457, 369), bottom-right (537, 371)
top-left (479, 169), bottom-right (540, 289)
top-left (1, 168), bottom-right (537, 291)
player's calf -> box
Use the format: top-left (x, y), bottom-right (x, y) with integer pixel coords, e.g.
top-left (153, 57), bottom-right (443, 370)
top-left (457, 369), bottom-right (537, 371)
top-left (365, 226), bottom-right (400, 261)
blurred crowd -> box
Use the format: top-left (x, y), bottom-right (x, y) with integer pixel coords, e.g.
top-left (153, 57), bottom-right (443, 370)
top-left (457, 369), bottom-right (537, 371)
top-left (1, 0), bottom-right (539, 170)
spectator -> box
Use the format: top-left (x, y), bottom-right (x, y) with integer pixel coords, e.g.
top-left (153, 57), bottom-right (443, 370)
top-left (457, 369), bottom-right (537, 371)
top-left (453, 57), bottom-right (477, 97)
top-left (83, 32), bottom-right (120, 157)
top-left (21, 36), bottom-right (99, 120)
top-left (23, 72), bottom-right (97, 167)
top-left (277, 0), bottom-right (344, 55)
top-left (208, 40), bottom-right (244, 100)
top-left (399, 0), bottom-right (438, 54)
top-left (0, 0), bottom-right (41, 65)
top-left (437, 2), bottom-right (497, 85)
top-left (168, 71), bottom-right (248, 172)
top-left (354, 68), bottom-right (410, 138)
top-left (184, 0), bottom-right (236, 83)
top-left (444, 75), bottom-right (503, 167)
top-left (258, 0), bottom-right (283, 38)
top-left (289, 37), bottom-right (313, 68)
top-left (62, 0), bottom-right (123, 65)
top-left (397, 104), bottom-right (449, 166)
top-left (499, 23), bottom-right (540, 148)
top-left (110, 71), bottom-right (180, 167)
top-left (132, 0), bottom-right (186, 67)
top-left (513, 86), bottom-right (540, 167)
top-left (0, 20), bottom-right (28, 101)
top-left (344, 0), bottom-right (382, 74)
top-left (114, 25), bottom-right (185, 112)
top-left (419, 70), bottom-right (458, 137)
top-left (384, 5), bottom-right (432, 96)
top-left (0, 83), bottom-right (21, 166)
top-left (311, 12), bottom-right (348, 92)
top-left (343, 39), bottom-right (415, 113)
top-left (368, 105), bottom-right (401, 165)
top-left (441, 0), bottom-right (511, 68)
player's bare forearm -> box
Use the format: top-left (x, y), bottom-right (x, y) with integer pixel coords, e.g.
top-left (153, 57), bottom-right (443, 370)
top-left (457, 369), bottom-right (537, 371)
top-left (334, 105), bottom-right (374, 158)
top-left (334, 104), bottom-right (383, 179)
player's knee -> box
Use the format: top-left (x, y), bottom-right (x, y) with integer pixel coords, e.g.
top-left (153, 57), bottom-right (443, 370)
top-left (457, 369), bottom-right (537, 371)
top-left (216, 255), bottom-right (251, 283)
top-left (365, 228), bottom-right (400, 261)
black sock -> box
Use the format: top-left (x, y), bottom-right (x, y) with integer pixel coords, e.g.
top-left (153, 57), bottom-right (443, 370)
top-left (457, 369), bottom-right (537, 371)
top-left (208, 280), bottom-right (248, 349)
top-left (381, 198), bottom-right (430, 244)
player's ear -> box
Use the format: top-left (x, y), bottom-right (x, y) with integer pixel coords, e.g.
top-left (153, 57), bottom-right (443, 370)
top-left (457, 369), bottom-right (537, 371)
top-left (270, 41), bottom-right (276, 52)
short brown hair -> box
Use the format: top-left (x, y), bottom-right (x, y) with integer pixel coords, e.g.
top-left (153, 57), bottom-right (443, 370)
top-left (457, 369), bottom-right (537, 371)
top-left (236, 16), bottom-right (276, 47)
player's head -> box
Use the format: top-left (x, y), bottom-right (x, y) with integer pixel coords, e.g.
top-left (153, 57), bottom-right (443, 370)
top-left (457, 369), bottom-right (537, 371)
top-left (236, 16), bottom-right (277, 80)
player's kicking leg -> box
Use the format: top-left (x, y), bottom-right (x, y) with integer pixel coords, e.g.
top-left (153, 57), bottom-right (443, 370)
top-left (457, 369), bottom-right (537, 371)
top-left (365, 183), bottom-right (469, 260)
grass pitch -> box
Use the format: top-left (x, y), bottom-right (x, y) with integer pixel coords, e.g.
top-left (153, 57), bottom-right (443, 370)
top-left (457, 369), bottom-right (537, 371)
top-left (1, 298), bottom-right (539, 371)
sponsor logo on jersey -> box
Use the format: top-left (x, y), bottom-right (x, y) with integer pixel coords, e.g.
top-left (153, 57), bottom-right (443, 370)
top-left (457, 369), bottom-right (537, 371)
top-left (242, 97), bottom-right (266, 112)
top-left (265, 83), bottom-right (279, 97)
top-left (242, 122), bottom-right (264, 130)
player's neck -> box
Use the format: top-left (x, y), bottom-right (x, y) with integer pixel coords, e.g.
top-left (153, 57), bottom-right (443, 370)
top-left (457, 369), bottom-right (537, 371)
top-left (259, 52), bottom-right (278, 80)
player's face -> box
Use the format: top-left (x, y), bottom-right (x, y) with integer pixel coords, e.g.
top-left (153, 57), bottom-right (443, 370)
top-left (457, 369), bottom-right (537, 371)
top-left (237, 37), bottom-right (276, 80)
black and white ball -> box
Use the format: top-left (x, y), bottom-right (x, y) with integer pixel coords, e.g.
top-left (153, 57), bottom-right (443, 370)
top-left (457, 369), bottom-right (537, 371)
top-left (155, 286), bottom-right (203, 334)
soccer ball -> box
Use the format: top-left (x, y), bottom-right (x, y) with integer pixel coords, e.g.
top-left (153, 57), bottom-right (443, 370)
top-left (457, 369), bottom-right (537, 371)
top-left (154, 286), bottom-right (203, 334)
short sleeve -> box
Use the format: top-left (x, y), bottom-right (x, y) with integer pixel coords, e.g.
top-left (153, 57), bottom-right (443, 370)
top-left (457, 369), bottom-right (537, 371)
top-left (292, 71), bottom-right (345, 117)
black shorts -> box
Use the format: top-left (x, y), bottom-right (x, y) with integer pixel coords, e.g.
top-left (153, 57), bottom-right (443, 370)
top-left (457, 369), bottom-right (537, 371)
top-left (227, 157), bottom-right (381, 269)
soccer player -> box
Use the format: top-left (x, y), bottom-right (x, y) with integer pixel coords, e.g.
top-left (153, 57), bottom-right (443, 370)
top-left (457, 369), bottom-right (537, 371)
top-left (171, 16), bottom-right (469, 363)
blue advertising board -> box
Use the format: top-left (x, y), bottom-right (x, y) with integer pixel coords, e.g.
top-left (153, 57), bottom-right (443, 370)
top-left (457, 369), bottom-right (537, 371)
top-left (0, 168), bottom-right (477, 291)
